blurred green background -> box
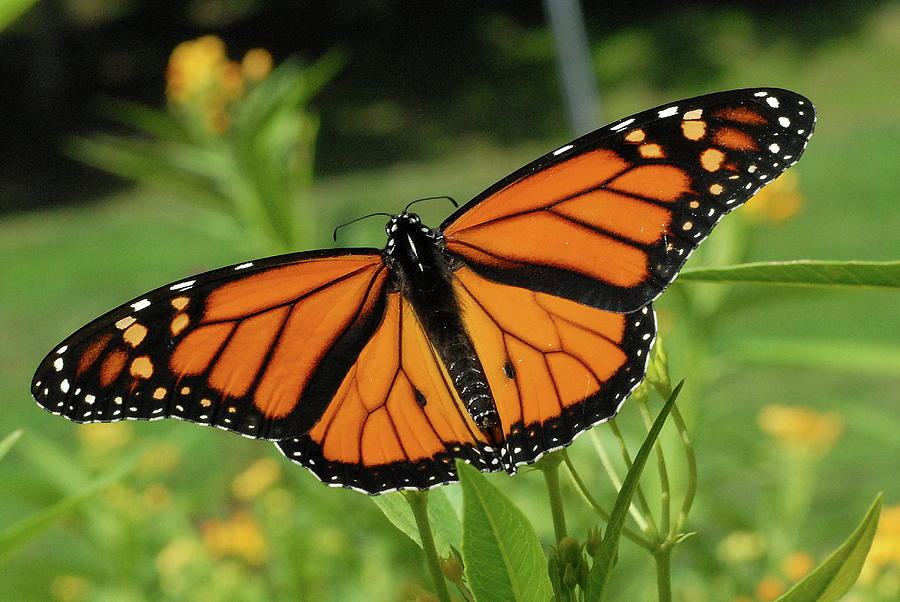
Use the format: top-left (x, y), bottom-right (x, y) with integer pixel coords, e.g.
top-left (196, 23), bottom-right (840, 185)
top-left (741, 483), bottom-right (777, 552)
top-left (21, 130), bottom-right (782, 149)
top-left (1, 1), bottom-right (898, 600)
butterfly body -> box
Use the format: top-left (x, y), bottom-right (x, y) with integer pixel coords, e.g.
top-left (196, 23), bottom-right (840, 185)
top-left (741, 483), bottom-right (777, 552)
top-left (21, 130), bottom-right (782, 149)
top-left (33, 88), bottom-right (815, 494)
top-left (383, 212), bottom-right (498, 433)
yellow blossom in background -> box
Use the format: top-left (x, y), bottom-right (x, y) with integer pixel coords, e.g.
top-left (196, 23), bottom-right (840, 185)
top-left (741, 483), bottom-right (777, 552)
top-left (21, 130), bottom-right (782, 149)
top-left (717, 530), bottom-right (767, 564)
top-left (142, 482), bottom-right (172, 513)
top-left (860, 504), bottom-right (900, 585)
top-left (755, 575), bottom-right (786, 601)
top-left (782, 550), bottom-right (815, 582)
top-left (743, 170), bottom-right (804, 224)
top-left (50, 574), bottom-right (90, 602)
top-left (232, 457), bottom-right (281, 501)
top-left (757, 404), bottom-right (844, 456)
top-left (202, 510), bottom-right (268, 565)
top-left (156, 535), bottom-right (203, 581)
top-left (165, 35), bottom-right (275, 134)
top-left (242, 48), bottom-right (273, 81)
top-left (77, 422), bottom-right (132, 452)
top-left (136, 440), bottom-right (181, 475)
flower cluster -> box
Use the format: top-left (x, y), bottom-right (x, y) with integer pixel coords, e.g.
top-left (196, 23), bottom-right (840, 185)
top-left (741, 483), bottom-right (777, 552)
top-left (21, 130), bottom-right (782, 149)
top-left (165, 35), bottom-right (273, 134)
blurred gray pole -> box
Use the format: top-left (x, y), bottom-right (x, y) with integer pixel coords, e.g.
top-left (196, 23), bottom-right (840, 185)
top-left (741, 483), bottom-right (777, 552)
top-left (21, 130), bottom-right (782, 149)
top-left (543, 0), bottom-right (602, 135)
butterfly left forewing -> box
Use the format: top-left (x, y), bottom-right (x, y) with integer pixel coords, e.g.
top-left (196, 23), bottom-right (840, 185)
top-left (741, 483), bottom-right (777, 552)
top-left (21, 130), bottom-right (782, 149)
top-left (441, 88), bottom-right (815, 313)
top-left (32, 250), bottom-right (389, 440)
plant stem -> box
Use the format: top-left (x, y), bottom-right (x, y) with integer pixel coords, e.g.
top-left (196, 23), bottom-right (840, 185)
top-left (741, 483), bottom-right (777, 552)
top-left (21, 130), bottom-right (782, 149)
top-left (403, 490), bottom-right (452, 602)
top-left (654, 545), bottom-right (673, 602)
top-left (540, 457), bottom-right (568, 543)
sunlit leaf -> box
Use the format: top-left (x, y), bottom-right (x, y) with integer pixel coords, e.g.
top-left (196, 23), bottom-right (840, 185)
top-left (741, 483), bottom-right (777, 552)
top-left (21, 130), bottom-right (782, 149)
top-left (679, 260), bottom-right (900, 288)
top-left (457, 461), bottom-right (552, 601)
top-left (776, 494), bottom-right (882, 602)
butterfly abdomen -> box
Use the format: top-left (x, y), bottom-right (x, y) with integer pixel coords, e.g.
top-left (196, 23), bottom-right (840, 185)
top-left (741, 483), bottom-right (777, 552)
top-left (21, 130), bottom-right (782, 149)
top-left (385, 213), bottom-right (499, 431)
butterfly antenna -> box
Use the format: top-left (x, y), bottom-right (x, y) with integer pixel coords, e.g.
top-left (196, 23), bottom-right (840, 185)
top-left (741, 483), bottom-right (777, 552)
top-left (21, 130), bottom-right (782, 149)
top-left (332, 212), bottom-right (393, 242)
top-left (404, 195), bottom-right (458, 213)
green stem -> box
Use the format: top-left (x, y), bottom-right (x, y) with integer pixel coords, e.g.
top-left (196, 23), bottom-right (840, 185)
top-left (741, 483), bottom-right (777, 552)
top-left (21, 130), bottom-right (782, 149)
top-left (608, 420), bottom-right (659, 538)
top-left (654, 545), bottom-right (673, 602)
top-left (562, 452), bottom-right (653, 551)
top-left (669, 403), bottom-right (697, 536)
top-left (540, 456), bottom-right (568, 543)
top-left (403, 490), bottom-right (452, 602)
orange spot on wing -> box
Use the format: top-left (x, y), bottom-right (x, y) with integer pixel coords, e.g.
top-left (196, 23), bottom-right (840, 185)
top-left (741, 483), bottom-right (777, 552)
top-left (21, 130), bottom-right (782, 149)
top-left (624, 129), bottom-right (645, 142)
top-left (99, 349), bottom-right (127, 386)
top-left (713, 127), bottom-right (758, 150)
top-left (77, 334), bottom-right (113, 376)
top-left (123, 323), bottom-right (148, 347)
top-left (130, 356), bottom-right (154, 379)
top-left (638, 143), bottom-right (665, 158)
top-left (700, 148), bottom-right (726, 171)
top-left (171, 296), bottom-right (190, 310)
top-left (681, 120), bottom-right (706, 140)
top-left (170, 313), bottom-right (190, 336)
top-left (608, 164), bottom-right (691, 202)
top-left (713, 106), bottom-right (767, 125)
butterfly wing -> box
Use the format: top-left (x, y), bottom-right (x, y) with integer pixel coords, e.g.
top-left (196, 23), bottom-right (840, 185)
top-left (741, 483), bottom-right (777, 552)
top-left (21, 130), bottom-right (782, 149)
top-left (277, 292), bottom-right (498, 494)
top-left (441, 88), bottom-right (816, 312)
top-left (452, 266), bottom-right (655, 469)
top-left (32, 250), bottom-right (390, 440)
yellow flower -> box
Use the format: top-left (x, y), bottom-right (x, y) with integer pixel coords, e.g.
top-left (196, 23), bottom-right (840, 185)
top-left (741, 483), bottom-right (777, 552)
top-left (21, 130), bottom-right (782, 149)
top-left (156, 535), bottom-right (203, 579)
top-left (232, 457), bottom-right (281, 501)
top-left (136, 440), bottom-right (181, 475)
top-left (755, 575), bottom-right (786, 601)
top-left (50, 574), bottom-right (90, 602)
top-left (860, 504), bottom-right (900, 584)
top-left (77, 422), bottom-right (132, 452)
top-left (202, 510), bottom-right (268, 565)
top-left (743, 171), bottom-right (804, 224)
top-left (717, 530), bottom-right (766, 563)
top-left (782, 550), bottom-right (814, 581)
top-left (166, 35), bottom-right (230, 105)
top-left (757, 404), bottom-right (844, 455)
top-left (242, 48), bottom-right (273, 81)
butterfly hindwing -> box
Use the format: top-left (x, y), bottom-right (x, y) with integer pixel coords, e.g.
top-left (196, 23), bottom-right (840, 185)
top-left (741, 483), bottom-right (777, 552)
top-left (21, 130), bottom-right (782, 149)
top-left (441, 88), bottom-right (816, 312)
top-left (453, 266), bottom-right (656, 468)
top-left (32, 250), bottom-right (389, 440)
top-left (277, 292), bottom-right (499, 494)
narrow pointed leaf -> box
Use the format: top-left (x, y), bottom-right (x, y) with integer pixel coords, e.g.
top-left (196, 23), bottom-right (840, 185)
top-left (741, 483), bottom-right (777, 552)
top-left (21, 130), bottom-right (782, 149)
top-left (457, 461), bottom-right (552, 601)
top-left (679, 260), bottom-right (900, 288)
top-left (0, 430), bottom-right (23, 462)
top-left (776, 494), bottom-right (883, 602)
top-left (587, 381), bottom-right (683, 599)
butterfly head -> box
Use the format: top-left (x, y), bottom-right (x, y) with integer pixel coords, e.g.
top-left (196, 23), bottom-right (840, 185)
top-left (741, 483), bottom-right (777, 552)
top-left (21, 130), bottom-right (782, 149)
top-left (384, 212), bottom-right (441, 259)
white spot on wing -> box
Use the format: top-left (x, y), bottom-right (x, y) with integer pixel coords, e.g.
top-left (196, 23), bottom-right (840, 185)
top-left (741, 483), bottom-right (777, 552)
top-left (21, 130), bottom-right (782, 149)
top-left (611, 117), bottom-right (635, 132)
top-left (53, 358), bottom-right (64, 371)
top-left (553, 144), bottom-right (574, 156)
top-left (235, 262), bottom-right (253, 270)
top-left (131, 299), bottom-right (151, 312)
top-left (170, 280), bottom-right (196, 291)
top-left (658, 106), bottom-right (679, 118)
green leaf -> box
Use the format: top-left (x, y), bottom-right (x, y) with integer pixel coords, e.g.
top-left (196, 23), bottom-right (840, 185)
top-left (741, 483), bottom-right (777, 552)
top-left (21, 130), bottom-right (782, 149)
top-left (0, 429), bottom-right (23, 462)
top-left (372, 488), bottom-right (461, 557)
top-left (732, 338), bottom-right (900, 377)
top-left (457, 461), bottom-right (553, 602)
top-left (0, 0), bottom-right (40, 31)
top-left (0, 444), bottom-right (146, 564)
top-left (679, 260), bottom-right (900, 288)
top-left (586, 381), bottom-right (684, 599)
top-left (776, 494), bottom-right (883, 602)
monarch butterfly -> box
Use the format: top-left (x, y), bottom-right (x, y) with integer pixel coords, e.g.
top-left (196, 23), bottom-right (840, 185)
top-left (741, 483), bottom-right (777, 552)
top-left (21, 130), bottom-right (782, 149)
top-left (33, 88), bottom-right (815, 494)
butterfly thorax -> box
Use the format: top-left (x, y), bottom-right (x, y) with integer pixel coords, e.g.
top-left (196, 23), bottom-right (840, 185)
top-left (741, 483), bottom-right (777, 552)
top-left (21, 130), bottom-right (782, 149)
top-left (383, 213), bottom-right (500, 436)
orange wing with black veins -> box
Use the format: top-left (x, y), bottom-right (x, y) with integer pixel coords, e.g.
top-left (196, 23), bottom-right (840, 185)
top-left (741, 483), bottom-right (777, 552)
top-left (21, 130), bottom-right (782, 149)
top-left (32, 251), bottom-right (389, 440)
top-left (277, 292), bottom-right (497, 493)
